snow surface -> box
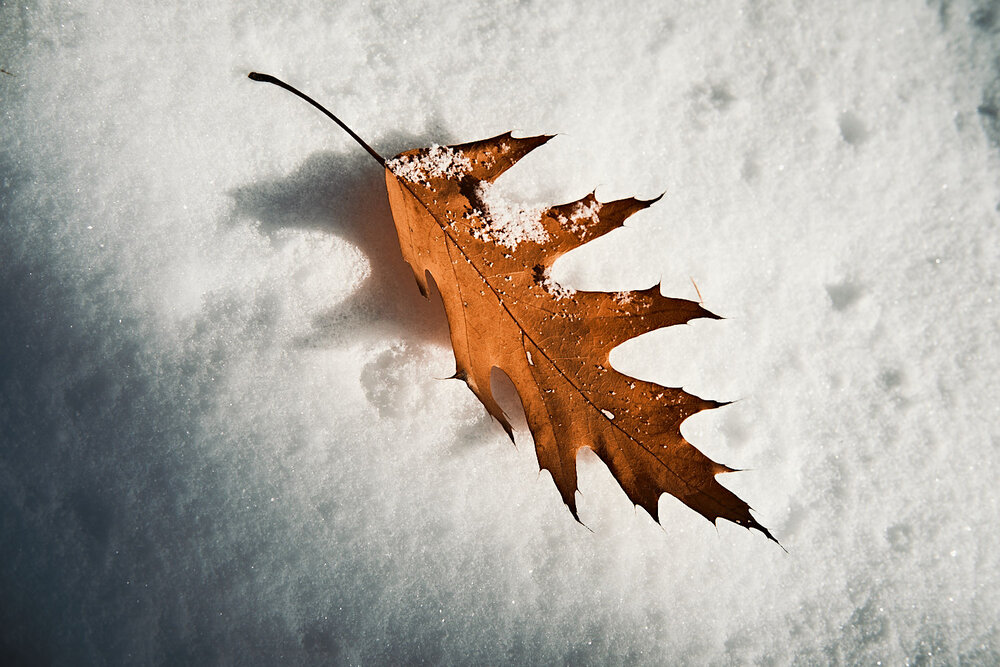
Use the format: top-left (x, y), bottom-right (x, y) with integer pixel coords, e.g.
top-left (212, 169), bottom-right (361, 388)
top-left (2, 0), bottom-right (1000, 664)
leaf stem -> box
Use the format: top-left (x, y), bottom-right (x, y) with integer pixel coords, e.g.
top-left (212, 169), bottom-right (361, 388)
top-left (248, 72), bottom-right (385, 166)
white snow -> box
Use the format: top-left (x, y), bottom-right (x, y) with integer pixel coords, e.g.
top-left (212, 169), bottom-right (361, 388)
top-left (469, 181), bottom-right (549, 249)
top-left (538, 264), bottom-right (577, 300)
top-left (386, 143), bottom-right (473, 184)
top-left (557, 198), bottom-right (603, 236)
top-left (2, 1), bottom-right (1000, 664)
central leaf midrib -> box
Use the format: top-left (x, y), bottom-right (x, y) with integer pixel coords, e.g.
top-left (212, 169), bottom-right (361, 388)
top-left (391, 172), bottom-right (709, 502)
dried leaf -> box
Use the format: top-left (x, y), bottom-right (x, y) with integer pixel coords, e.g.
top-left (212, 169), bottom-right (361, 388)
top-left (249, 73), bottom-right (774, 540)
top-left (384, 135), bottom-right (773, 540)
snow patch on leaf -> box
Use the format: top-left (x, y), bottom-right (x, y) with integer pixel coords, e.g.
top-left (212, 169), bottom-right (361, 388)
top-left (558, 199), bottom-right (603, 236)
top-left (538, 265), bottom-right (576, 300)
top-left (387, 144), bottom-right (473, 184)
top-left (470, 181), bottom-right (549, 250)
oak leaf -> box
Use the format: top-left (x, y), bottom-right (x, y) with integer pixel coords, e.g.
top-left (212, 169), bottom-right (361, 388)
top-left (249, 73), bottom-right (773, 540)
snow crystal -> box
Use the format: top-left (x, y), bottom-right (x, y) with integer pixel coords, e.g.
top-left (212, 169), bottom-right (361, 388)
top-left (538, 265), bottom-right (576, 300)
top-left (386, 144), bottom-right (473, 184)
top-left (469, 181), bottom-right (549, 250)
top-left (558, 199), bottom-right (603, 236)
top-left (613, 291), bottom-right (634, 305)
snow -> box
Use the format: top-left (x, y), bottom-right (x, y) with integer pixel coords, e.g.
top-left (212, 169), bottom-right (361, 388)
top-left (386, 143), bottom-right (472, 183)
top-left (538, 264), bottom-right (577, 299)
top-left (557, 198), bottom-right (603, 237)
top-left (2, 0), bottom-right (1000, 664)
top-left (470, 181), bottom-right (549, 249)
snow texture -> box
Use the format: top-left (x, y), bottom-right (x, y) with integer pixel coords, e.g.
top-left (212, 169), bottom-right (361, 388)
top-left (539, 264), bottom-right (577, 299)
top-left (470, 181), bottom-right (549, 249)
top-left (386, 143), bottom-right (473, 184)
top-left (557, 198), bottom-right (603, 237)
top-left (2, 1), bottom-right (1000, 664)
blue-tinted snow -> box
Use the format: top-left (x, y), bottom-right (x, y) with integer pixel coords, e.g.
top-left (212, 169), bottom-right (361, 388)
top-left (2, 1), bottom-right (999, 663)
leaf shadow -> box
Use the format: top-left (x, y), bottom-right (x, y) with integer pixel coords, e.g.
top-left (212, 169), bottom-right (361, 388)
top-left (227, 132), bottom-right (526, 445)
top-left (227, 135), bottom-right (451, 350)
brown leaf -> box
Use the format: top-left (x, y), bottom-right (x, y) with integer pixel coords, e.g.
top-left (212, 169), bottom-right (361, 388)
top-left (247, 73), bottom-right (773, 541)
top-left (384, 134), bottom-right (774, 540)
